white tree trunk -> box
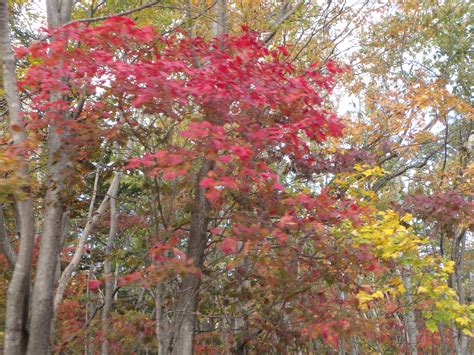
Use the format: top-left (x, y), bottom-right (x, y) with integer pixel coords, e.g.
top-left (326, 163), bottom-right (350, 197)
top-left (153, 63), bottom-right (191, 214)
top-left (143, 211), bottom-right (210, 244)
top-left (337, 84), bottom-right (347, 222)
top-left (26, 1), bottom-right (73, 353)
top-left (101, 173), bottom-right (121, 354)
top-left (402, 270), bottom-right (418, 355)
top-left (0, 1), bottom-right (35, 352)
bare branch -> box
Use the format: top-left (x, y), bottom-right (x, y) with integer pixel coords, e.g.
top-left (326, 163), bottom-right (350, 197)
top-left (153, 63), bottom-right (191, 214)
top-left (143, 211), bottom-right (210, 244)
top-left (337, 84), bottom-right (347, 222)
top-left (264, 0), bottom-right (305, 45)
top-left (64, 0), bottom-right (163, 26)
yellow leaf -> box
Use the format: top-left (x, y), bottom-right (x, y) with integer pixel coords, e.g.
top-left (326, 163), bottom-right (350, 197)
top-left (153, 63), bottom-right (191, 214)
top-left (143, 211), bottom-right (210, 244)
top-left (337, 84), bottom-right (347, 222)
top-left (418, 286), bottom-right (427, 293)
top-left (443, 261), bottom-right (455, 274)
top-left (401, 213), bottom-right (412, 222)
top-left (462, 329), bottom-right (474, 338)
top-left (455, 317), bottom-right (469, 326)
top-left (372, 291), bottom-right (384, 299)
top-left (356, 291), bottom-right (372, 303)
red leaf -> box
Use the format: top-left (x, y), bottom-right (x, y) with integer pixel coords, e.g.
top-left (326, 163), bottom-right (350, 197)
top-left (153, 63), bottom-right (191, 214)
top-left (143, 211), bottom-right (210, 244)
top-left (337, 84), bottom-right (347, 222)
top-left (218, 155), bottom-right (232, 163)
top-left (205, 188), bottom-right (221, 203)
top-left (13, 46), bottom-right (29, 58)
top-left (88, 280), bottom-right (102, 291)
top-left (10, 124), bottom-right (23, 132)
top-left (273, 182), bottom-right (284, 191)
top-left (326, 60), bottom-right (344, 74)
top-left (277, 46), bottom-right (290, 56)
top-left (220, 237), bottom-right (238, 255)
top-left (229, 145), bottom-right (252, 160)
top-left (132, 95), bottom-right (149, 107)
top-left (278, 214), bottom-right (297, 228)
top-left (200, 177), bottom-right (216, 188)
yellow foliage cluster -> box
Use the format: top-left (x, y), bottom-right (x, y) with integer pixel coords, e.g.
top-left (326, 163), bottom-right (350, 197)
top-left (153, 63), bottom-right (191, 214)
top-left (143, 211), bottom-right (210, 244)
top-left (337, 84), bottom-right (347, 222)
top-left (350, 209), bottom-right (473, 335)
top-left (352, 210), bottom-right (424, 259)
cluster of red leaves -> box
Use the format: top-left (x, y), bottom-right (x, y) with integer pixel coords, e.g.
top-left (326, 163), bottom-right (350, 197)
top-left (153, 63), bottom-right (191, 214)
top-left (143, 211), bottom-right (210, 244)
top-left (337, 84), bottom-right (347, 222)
top-left (18, 17), bottom-right (346, 204)
top-left (400, 191), bottom-right (474, 232)
top-left (54, 300), bottom-right (87, 352)
top-left (17, 15), bottom-right (347, 178)
top-left (309, 149), bottom-right (377, 175)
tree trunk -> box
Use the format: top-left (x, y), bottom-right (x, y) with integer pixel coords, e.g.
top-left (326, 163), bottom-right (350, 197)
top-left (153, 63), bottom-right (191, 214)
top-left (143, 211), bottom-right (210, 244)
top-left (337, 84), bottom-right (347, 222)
top-left (101, 174), bottom-right (121, 355)
top-left (210, 0), bottom-right (227, 39)
top-left (27, 127), bottom-right (70, 354)
top-left (232, 248), bottom-right (252, 355)
top-left (155, 284), bottom-right (166, 355)
top-left (0, 1), bottom-right (36, 352)
top-left (26, 1), bottom-right (73, 353)
top-left (450, 228), bottom-right (469, 355)
top-left (402, 270), bottom-right (418, 355)
top-left (168, 2), bottom-right (226, 353)
top-left (350, 336), bottom-right (359, 355)
top-left (54, 211), bottom-right (70, 285)
top-left (170, 158), bottom-right (215, 354)
top-left (45, 0), bottom-right (73, 27)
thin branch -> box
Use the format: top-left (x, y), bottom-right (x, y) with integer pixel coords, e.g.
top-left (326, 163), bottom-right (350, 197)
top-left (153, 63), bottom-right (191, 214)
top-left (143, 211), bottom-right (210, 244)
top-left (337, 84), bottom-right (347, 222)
top-left (64, 0), bottom-right (163, 25)
top-left (54, 173), bottom-right (121, 309)
top-left (372, 149), bottom-right (440, 192)
top-left (264, 0), bottom-right (305, 45)
top-left (161, 0), bottom-right (219, 36)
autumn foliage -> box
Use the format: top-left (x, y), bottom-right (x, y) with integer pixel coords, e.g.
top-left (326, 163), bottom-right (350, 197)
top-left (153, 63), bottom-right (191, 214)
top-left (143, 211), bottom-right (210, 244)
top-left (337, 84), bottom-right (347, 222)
top-left (0, 6), bottom-right (473, 354)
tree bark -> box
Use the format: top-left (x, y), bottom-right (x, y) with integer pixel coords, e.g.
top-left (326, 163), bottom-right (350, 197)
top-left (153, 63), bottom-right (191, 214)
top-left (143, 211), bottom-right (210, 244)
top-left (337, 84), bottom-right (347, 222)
top-left (170, 158), bottom-right (215, 355)
top-left (27, 120), bottom-right (70, 354)
top-left (26, 1), bottom-right (73, 353)
top-left (155, 284), bottom-right (166, 355)
top-left (210, 0), bottom-right (227, 39)
top-left (101, 173), bottom-right (121, 355)
top-left (450, 228), bottom-right (469, 355)
top-left (46, 0), bottom-right (73, 27)
top-left (54, 210), bottom-right (70, 285)
top-left (402, 270), bottom-right (418, 355)
top-left (0, 1), bottom-right (36, 352)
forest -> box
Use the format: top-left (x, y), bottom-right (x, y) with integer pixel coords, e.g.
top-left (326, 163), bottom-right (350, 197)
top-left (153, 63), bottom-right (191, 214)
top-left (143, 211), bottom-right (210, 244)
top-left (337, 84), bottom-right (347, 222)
top-left (0, 0), bottom-right (472, 354)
